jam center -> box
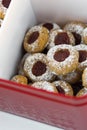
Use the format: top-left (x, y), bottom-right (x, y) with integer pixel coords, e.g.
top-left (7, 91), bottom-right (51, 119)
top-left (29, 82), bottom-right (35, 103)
top-left (54, 49), bottom-right (70, 62)
top-left (32, 61), bottom-right (46, 76)
top-left (43, 23), bottom-right (53, 31)
top-left (72, 32), bottom-right (81, 45)
top-left (54, 32), bottom-right (70, 45)
top-left (56, 85), bottom-right (65, 94)
top-left (28, 31), bottom-right (39, 44)
top-left (79, 50), bottom-right (87, 62)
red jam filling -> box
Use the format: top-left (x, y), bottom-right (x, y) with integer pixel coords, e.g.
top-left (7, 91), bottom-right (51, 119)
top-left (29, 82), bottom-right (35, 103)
top-left (54, 49), bottom-right (70, 62)
top-left (28, 31), bottom-right (39, 44)
top-left (54, 32), bottom-right (70, 45)
top-left (79, 50), bottom-right (87, 62)
top-left (43, 23), bottom-right (53, 31)
top-left (32, 61), bottom-right (46, 76)
top-left (56, 85), bottom-right (65, 94)
top-left (72, 32), bottom-right (81, 45)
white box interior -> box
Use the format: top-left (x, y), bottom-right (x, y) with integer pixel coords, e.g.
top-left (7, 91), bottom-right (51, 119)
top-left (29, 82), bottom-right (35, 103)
top-left (0, 0), bottom-right (87, 79)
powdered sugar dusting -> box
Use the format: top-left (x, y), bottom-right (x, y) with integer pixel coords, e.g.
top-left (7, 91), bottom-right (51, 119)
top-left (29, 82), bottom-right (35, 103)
top-left (32, 81), bottom-right (56, 92)
top-left (24, 53), bottom-right (55, 82)
top-left (25, 26), bottom-right (42, 51)
top-left (64, 23), bottom-right (85, 35)
top-left (47, 29), bottom-right (75, 49)
top-left (74, 44), bottom-right (87, 50)
top-left (47, 44), bottom-right (79, 75)
top-left (47, 29), bottom-right (63, 49)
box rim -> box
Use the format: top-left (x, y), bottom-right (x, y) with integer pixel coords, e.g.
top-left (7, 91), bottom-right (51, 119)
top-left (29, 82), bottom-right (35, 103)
top-left (0, 78), bottom-right (87, 106)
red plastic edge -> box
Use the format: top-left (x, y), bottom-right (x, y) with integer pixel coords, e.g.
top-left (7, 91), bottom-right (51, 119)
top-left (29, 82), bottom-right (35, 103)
top-left (0, 78), bottom-right (87, 106)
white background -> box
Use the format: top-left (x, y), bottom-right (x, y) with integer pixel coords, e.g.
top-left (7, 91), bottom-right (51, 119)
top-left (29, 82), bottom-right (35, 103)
top-left (0, 111), bottom-right (63, 130)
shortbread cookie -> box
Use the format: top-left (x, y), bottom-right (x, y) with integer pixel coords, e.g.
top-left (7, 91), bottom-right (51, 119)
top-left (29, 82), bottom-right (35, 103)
top-left (74, 44), bottom-right (87, 71)
top-left (11, 75), bottom-right (28, 85)
top-left (53, 80), bottom-right (73, 96)
top-left (64, 21), bottom-right (86, 45)
top-left (23, 53), bottom-right (55, 82)
top-left (47, 29), bottom-right (75, 49)
top-left (23, 25), bottom-right (49, 53)
top-left (47, 44), bottom-right (79, 75)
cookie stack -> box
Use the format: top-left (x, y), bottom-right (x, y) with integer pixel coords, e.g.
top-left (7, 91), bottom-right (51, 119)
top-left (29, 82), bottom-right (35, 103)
top-left (11, 21), bottom-right (87, 97)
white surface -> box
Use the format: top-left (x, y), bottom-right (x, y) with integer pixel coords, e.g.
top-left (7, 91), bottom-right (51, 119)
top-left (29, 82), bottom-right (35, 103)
top-left (0, 111), bottom-right (63, 130)
top-left (0, 0), bottom-right (36, 79)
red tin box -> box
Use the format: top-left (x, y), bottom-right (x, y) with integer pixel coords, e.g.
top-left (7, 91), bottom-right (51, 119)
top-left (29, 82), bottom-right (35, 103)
top-left (0, 0), bottom-right (87, 130)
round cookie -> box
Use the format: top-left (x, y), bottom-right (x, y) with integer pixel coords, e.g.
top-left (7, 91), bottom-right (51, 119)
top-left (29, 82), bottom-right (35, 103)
top-left (53, 80), bottom-right (73, 96)
top-left (82, 67), bottom-right (87, 87)
top-left (23, 25), bottom-right (49, 53)
top-left (32, 81), bottom-right (58, 93)
top-left (47, 44), bottom-right (79, 75)
top-left (47, 29), bottom-right (75, 49)
top-left (11, 75), bottom-right (28, 85)
top-left (76, 87), bottom-right (87, 97)
top-left (0, 3), bottom-right (7, 19)
top-left (40, 22), bottom-right (60, 31)
top-left (63, 21), bottom-right (86, 45)
top-left (23, 53), bottom-right (55, 82)
top-left (74, 44), bottom-right (87, 72)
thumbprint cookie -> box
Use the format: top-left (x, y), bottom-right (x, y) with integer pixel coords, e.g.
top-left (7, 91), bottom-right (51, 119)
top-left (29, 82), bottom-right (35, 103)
top-left (47, 44), bottom-right (79, 75)
top-left (23, 53), bottom-right (55, 82)
top-left (53, 80), bottom-right (73, 96)
top-left (47, 29), bottom-right (75, 49)
top-left (23, 25), bottom-right (49, 53)
top-left (63, 21), bottom-right (86, 45)
top-left (74, 44), bottom-right (87, 72)
top-left (11, 75), bottom-right (28, 85)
